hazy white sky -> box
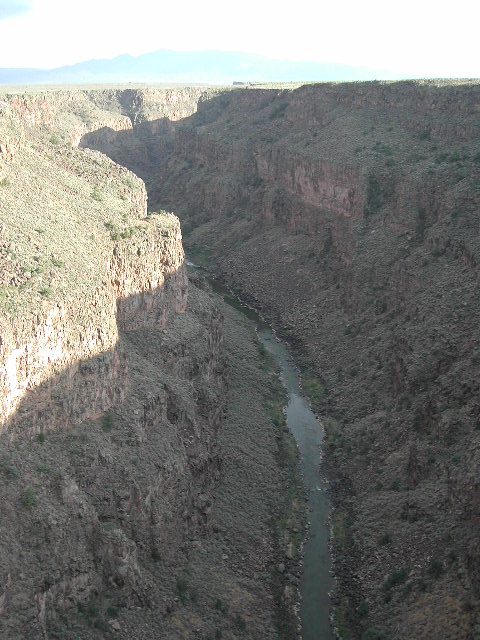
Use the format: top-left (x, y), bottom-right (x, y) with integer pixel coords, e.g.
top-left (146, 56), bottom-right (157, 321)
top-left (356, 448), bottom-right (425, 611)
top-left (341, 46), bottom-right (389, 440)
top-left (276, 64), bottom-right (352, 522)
top-left (0, 0), bottom-right (478, 77)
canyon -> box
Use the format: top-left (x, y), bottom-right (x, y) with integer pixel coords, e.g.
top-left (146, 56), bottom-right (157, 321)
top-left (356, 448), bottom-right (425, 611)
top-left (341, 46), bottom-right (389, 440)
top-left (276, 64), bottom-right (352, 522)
top-left (1, 80), bottom-right (480, 639)
top-left (0, 89), bottom-right (301, 639)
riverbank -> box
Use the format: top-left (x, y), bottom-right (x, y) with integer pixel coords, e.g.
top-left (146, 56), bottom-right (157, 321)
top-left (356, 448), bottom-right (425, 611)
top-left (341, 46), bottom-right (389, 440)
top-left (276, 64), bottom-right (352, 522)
top-left (167, 273), bottom-right (306, 638)
top-left (188, 265), bottom-right (334, 639)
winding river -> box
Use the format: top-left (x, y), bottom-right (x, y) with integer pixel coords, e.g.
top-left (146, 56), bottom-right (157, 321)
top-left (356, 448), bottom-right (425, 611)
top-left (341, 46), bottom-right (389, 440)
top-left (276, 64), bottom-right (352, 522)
top-left (189, 263), bottom-right (334, 640)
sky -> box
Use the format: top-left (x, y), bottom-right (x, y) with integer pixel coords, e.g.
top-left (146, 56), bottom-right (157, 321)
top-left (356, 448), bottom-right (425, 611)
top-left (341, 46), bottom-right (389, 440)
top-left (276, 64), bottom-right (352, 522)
top-left (0, 0), bottom-right (478, 78)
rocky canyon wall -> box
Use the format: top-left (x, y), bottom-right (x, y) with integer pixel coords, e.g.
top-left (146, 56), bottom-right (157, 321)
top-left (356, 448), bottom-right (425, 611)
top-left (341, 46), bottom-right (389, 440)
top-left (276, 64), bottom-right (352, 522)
top-left (0, 90), bottom-right (232, 639)
top-left (81, 81), bottom-right (480, 639)
top-left (0, 97), bottom-right (190, 436)
top-left (4, 81), bottom-right (480, 639)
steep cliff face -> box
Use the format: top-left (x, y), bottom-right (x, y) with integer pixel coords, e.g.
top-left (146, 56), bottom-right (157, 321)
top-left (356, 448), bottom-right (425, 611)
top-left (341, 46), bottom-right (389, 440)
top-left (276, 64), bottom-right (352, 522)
top-left (2, 86), bottom-right (222, 147)
top-left (0, 87), bottom-right (300, 640)
top-left (0, 99), bottom-right (189, 436)
top-left (81, 81), bottom-right (480, 639)
top-left (0, 92), bottom-right (228, 638)
top-left (0, 284), bottom-right (227, 639)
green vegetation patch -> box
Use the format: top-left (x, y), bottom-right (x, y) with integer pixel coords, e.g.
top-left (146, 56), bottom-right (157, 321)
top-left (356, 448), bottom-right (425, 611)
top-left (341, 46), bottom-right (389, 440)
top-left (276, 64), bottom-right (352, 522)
top-left (332, 509), bottom-right (353, 549)
top-left (102, 412), bottom-right (114, 432)
top-left (365, 175), bottom-right (385, 216)
top-left (176, 577), bottom-right (188, 604)
top-left (20, 487), bottom-right (38, 509)
top-left (383, 568), bottom-right (407, 591)
top-left (301, 374), bottom-right (325, 411)
top-left (270, 101), bottom-right (288, 120)
top-left (335, 594), bottom-right (355, 640)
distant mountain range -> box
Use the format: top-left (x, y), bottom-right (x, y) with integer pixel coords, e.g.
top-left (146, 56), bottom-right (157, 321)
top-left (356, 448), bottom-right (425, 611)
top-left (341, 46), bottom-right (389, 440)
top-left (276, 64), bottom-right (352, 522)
top-left (0, 50), bottom-right (403, 85)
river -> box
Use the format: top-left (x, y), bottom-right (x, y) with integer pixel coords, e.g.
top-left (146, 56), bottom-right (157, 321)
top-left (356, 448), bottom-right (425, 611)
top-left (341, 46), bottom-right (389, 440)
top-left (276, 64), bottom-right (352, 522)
top-left (188, 263), bottom-right (334, 640)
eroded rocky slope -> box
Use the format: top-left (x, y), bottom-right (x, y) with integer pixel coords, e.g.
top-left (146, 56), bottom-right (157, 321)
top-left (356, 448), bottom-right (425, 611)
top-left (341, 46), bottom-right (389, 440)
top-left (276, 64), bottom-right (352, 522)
top-left (0, 90), bottom-right (299, 639)
top-left (81, 81), bottom-right (480, 639)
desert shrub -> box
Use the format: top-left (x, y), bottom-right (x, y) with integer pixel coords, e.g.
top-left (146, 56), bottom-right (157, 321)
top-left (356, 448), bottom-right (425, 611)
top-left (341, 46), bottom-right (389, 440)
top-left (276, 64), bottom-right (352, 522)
top-left (104, 220), bottom-right (138, 241)
top-left (379, 532), bottom-right (392, 545)
top-left (365, 175), bottom-right (384, 216)
top-left (435, 152), bottom-right (448, 164)
top-left (20, 488), bottom-right (37, 509)
top-left (269, 101), bottom-right (288, 120)
top-left (91, 186), bottom-right (103, 202)
top-left (94, 618), bottom-right (110, 632)
top-left (176, 578), bottom-right (188, 603)
top-left (235, 615), bottom-right (247, 630)
top-left (428, 558), bottom-right (443, 578)
top-left (37, 463), bottom-right (51, 475)
top-left (124, 175), bottom-right (137, 189)
top-left (5, 465), bottom-right (21, 482)
top-left (390, 479), bottom-right (400, 491)
top-left (332, 510), bottom-right (351, 548)
top-left (214, 598), bottom-right (228, 613)
top-left (416, 207), bottom-right (427, 239)
top-left (102, 413), bottom-right (114, 432)
top-left (39, 287), bottom-right (54, 299)
top-left (120, 226), bottom-right (138, 239)
top-left (302, 375), bottom-right (325, 407)
top-left (258, 343), bottom-right (268, 359)
top-left (384, 568), bottom-right (407, 590)
top-left (269, 405), bottom-right (285, 427)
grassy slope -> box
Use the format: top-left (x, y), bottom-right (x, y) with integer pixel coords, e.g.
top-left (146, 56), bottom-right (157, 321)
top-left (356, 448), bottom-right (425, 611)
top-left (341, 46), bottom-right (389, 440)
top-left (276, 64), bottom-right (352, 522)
top-left (0, 102), bottom-right (144, 323)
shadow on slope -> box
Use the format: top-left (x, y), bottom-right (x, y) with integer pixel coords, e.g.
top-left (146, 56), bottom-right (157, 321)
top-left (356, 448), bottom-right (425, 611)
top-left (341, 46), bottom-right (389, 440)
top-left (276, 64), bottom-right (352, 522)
top-left (0, 270), bottom-right (227, 639)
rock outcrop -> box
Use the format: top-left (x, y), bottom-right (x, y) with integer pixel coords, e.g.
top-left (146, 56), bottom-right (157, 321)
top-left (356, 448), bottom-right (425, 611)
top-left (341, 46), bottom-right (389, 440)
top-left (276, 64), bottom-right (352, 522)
top-left (0, 100), bottom-right (188, 436)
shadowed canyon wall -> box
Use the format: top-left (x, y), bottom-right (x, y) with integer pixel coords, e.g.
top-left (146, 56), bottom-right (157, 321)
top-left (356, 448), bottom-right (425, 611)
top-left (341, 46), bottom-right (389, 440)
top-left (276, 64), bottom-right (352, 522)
top-left (0, 87), bottom-right (302, 640)
top-left (0, 94), bottom-right (225, 638)
top-left (82, 81), bottom-right (480, 639)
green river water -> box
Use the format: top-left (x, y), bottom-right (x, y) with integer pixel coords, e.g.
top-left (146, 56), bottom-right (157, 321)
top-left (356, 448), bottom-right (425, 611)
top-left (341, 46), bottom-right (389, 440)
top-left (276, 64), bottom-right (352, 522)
top-left (189, 263), bottom-right (334, 639)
